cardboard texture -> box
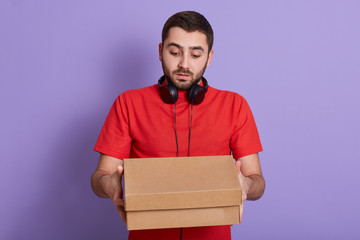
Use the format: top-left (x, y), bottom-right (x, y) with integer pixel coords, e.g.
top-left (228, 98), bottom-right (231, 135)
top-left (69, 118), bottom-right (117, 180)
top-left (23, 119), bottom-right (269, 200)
top-left (123, 155), bottom-right (242, 230)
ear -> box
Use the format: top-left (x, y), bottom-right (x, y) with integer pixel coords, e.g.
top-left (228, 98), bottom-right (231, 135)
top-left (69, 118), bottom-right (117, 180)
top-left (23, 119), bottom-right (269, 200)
top-left (206, 49), bottom-right (214, 68)
top-left (158, 43), bottom-right (163, 61)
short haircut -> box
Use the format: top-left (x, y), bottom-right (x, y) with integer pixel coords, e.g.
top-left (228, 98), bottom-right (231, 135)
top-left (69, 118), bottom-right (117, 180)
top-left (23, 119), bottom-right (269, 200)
top-left (162, 11), bottom-right (214, 52)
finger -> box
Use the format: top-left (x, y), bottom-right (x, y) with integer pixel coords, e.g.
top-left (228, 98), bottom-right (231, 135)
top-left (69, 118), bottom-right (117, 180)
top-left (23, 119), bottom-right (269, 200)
top-left (112, 182), bottom-right (123, 200)
top-left (242, 192), bottom-right (247, 202)
top-left (235, 159), bottom-right (241, 172)
top-left (114, 198), bottom-right (125, 207)
top-left (117, 165), bottom-right (124, 175)
top-left (239, 202), bottom-right (242, 223)
top-left (239, 203), bottom-right (243, 223)
top-left (240, 192), bottom-right (247, 223)
top-left (116, 205), bottom-right (127, 225)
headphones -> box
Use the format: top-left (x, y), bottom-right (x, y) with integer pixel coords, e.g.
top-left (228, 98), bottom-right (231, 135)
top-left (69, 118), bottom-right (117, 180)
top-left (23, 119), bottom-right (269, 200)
top-left (158, 75), bottom-right (208, 105)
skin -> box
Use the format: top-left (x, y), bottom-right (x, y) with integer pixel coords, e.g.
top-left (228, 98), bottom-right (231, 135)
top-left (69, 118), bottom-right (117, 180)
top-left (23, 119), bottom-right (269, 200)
top-left (91, 27), bottom-right (265, 224)
top-left (235, 153), bottom-right (265, 222)
top-left (159, 27), bottom-right (213, 90)
top-left (91, 154), bottom-right (126, 223)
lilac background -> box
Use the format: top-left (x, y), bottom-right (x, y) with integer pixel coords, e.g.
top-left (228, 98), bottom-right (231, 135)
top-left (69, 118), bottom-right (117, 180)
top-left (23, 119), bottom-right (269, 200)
top-left (1, 0), bottom-right (359, 239)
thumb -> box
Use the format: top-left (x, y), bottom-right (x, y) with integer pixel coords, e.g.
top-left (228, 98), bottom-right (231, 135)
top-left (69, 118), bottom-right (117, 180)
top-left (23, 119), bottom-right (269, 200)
top-left (117, 165), bottom-right (124, 175)
top-left (235, 159), bottom-right (241, 173)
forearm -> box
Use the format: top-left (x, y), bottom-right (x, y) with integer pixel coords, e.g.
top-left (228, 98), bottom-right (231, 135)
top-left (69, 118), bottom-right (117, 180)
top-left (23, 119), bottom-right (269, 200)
top-left (245, 174), bottom-right (265, 200)
top-left (91, 170), bottom-right (111, 198)
top-left (91, 154), bottom-right (124, 199)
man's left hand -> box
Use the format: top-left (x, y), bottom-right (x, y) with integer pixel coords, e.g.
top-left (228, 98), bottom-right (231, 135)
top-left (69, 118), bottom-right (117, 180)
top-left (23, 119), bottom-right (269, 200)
top-left (234, 153), bottom-right (265, 222)
top-left (235, 159), bottom-right (252, 222)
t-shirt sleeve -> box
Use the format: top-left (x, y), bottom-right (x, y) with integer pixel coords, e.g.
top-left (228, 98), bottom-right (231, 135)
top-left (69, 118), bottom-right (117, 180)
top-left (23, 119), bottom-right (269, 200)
top-left (94, 94), bottom-right (132, 159)
top-left (230, 95), bottom-right (263, 159)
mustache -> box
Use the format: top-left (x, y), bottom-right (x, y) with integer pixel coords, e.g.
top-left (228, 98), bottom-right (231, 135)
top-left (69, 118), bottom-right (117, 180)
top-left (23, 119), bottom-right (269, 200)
top-left (173, 69), bottom-right (193, 75)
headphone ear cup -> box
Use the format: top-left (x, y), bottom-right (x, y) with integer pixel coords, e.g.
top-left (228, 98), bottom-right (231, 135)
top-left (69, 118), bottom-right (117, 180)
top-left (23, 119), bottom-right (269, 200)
top-left (161, 84), bottom-right (178, 104)
top-left (158, 76), bottom-right (178, 104)
top-left (188, 85), bottom-right (207, 105)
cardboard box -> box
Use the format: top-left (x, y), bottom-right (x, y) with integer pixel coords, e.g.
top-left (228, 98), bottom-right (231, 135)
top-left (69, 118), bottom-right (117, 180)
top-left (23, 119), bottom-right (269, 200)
top-left (123, 155), bottom-right (242, 230)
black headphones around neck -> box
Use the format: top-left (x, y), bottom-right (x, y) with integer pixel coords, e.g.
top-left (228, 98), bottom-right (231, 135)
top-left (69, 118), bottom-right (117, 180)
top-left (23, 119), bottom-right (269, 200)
top-left (158, 75), bottom-right (208, 105)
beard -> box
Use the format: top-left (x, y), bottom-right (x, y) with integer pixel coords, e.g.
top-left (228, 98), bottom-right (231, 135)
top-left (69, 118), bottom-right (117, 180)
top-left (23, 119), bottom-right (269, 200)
top-left (161, 60), bottom-right (208, 90)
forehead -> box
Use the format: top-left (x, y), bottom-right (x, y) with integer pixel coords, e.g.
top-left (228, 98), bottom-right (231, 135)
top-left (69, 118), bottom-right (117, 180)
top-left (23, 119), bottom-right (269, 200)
top-left (165, 27), bottom-right (208, 51)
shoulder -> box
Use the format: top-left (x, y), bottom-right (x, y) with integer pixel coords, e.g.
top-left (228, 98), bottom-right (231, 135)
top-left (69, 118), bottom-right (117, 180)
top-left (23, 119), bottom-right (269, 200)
top-left (207, 86), bottom-right (248, 105)
top-left (115, 84), bottom-right (158, 103)
top-left (122, 84), bottom-right (158, 98)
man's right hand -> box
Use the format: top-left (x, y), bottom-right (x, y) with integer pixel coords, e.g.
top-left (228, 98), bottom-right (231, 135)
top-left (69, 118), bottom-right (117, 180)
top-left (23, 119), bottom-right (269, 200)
top-left (91, 154), bottom-right (126, 224)
top-left (99, 165), bottom-right (126, 223)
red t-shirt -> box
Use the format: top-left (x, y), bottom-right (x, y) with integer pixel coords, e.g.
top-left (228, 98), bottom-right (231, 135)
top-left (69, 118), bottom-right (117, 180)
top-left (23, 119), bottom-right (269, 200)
top-left (94, 84), bottom-right (263, 240)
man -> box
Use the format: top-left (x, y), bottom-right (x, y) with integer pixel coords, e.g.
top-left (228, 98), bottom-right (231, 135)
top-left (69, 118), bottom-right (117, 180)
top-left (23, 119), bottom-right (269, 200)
top-left (91, 11), bottom-right (265, 240)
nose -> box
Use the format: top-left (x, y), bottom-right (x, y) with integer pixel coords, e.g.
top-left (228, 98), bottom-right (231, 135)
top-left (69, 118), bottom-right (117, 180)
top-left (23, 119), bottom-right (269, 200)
top-left (178, 55), bottom-right (190, 69)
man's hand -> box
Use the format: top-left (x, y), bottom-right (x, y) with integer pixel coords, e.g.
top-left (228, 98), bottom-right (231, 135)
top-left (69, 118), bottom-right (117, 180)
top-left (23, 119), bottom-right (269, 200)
top-left (91, 154), bottom-right (127, 224)
top-left (235, 159), bottom-right (251, 222)
top-left (99, 165), bottom-right (126, 224)
top-left (235, 153), bottom-right (265, 223)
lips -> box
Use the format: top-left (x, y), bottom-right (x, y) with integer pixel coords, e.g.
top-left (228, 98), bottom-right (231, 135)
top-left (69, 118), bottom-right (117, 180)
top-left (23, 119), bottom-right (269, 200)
top-left (174, 70), bottom-right (192, 78)
top-left (175, 73), bottom-right (191, 80)
top-left (176, 73), bottom-right (190, 77)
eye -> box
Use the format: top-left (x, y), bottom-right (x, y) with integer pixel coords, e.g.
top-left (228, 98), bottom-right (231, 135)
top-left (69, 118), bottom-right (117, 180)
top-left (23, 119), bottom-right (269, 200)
top-left (170, 51), bottom-right (180, 56)
top-left (191, 51), bottom-right (202, 59)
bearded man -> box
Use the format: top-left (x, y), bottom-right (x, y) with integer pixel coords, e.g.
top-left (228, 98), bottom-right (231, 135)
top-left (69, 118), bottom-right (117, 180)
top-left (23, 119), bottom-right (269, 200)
top-left (91, 11), bottom-right (265, 240)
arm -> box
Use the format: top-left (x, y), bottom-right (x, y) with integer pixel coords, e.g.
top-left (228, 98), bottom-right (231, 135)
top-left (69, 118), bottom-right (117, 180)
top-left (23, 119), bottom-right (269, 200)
top-left (91, 154), bottom-right (126, 223)
top-left (235, 153), bottom-right (265, 221)
top-left (236, 153), bottom-right (265, 200)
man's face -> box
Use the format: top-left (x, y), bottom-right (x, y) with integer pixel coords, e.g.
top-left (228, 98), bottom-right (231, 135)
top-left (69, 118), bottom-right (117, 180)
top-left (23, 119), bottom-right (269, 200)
top-left (159, 27), bottom-right (213, 90)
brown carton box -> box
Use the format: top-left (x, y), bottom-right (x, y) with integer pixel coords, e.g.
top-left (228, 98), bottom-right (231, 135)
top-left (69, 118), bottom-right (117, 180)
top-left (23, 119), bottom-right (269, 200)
top-left (123, 155), bottom-right (242, 231)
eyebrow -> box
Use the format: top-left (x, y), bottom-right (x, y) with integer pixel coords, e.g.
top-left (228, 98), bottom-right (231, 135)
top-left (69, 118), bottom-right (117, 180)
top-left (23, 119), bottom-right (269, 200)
top-left (167, 42), bottom-right (205, 52)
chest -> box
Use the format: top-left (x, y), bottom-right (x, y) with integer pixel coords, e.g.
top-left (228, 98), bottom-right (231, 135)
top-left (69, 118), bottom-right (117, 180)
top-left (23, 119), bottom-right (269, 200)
top-left (127, 100), bottom-right (236, 157)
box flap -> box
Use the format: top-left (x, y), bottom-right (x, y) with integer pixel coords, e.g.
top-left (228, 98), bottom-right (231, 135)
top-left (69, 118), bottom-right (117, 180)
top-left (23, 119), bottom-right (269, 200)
top-left (124, 155), bottom-right (241, 211)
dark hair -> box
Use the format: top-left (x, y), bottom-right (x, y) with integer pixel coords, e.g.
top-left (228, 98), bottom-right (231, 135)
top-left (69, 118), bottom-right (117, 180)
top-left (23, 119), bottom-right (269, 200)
top-left (162, 11), bottom-right (214, 52)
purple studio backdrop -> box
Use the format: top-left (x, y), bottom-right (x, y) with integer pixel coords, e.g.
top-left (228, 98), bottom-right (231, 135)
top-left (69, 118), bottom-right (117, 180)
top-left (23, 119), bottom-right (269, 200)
top-left (1, 1), bottom-right (359, 239)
